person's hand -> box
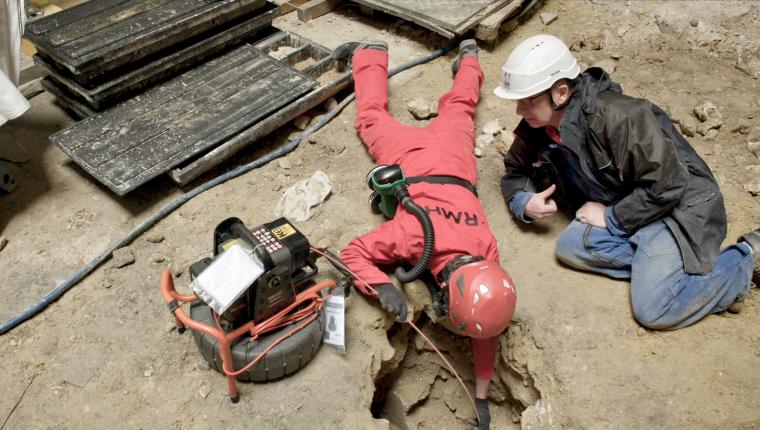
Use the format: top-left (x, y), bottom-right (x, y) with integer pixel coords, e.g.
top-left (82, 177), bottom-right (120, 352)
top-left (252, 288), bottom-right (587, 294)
top-left (575, 202), bottom-right (607, 228)
top-left (467, 398), bottom-right (491, 430)
top-left (525, 184), bottom-right (558, 220)
top-left (375, 284), bottom-right (408, 321)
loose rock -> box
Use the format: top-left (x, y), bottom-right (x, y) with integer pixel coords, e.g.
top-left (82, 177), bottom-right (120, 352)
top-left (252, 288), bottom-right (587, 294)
top-left (655, 15), bottom-right (681, 34)
top-left (0, 236), bottom-right (7, 252)
top-left (493, 134), bottom-right (514, 156)
top-left (308, 114), bottom-right (325, 129)
top-left (112, 247), bottom-right (135, 268)
top-left (474, 147), bottom-right (483, 158)
top-left (697, 118), bottom-right (722, 136)
top-left (476, 134), bottom-right (495, 149)
top-left (198, 384), bottom-right (212, 399)
top-left (744, 179), bottom-right (760, 196)
top-left (736, 41), bottom-right (760, 78)
top-left (703, 129), bottom-right (719, 141)
top-left (278, 158), bottom-right (291, 170)
top-left (323, 97), bottom-right (338, 111)
top-left (678, 116), bottom-right (698, 137)
top-left (731, 118), bottom-right (751, 134)
top-left (293, 115), bottom-right (311, 131)
top-left (482, 119), bottom-right (504, 136)
top-left (694, 101), bottom-right (723, 123)
top-left (407, 98), bottom-right (438, 120)
top-left (145, 234), bottom-right (164, 244)
top-left (748, 127), bottom-right (760, 156)
top-left (540, 12), bottom-right (558, 26)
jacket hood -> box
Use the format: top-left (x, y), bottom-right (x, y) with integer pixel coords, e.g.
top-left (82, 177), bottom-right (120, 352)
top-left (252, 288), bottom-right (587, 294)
top-left (574, 67), bottom-right (622, 114)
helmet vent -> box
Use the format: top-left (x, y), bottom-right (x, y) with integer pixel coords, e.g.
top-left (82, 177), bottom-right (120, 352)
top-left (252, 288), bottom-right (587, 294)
top-left (479, 284), bottom-right (489, 295)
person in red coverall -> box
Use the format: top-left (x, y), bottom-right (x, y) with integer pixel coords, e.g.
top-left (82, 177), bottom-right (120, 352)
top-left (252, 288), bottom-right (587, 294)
top-left (336, 40), bottom-right (517, 430)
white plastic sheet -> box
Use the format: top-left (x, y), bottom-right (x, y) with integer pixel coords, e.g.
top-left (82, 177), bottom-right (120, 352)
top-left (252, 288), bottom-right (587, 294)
top-left (274, 170), bottom-right (332, 222)
top-left (0, 0), bottom-right (29, 126)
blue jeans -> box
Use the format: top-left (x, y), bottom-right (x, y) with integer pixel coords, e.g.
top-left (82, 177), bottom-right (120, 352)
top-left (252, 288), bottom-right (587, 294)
top-left (555, 219), bottom-right (754, 330)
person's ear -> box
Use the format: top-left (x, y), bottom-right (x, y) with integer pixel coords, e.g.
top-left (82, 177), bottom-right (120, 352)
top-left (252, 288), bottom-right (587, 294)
top-left (553, 83), bottom-right (570, 105)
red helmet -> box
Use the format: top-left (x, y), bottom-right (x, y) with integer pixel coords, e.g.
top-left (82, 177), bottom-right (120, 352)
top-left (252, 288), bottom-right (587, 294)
top-left (446, 260), bottom-right (516, 339)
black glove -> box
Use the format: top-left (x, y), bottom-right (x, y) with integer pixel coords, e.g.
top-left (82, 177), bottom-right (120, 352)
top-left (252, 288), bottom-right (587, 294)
top-left (468, 398), bottom-right (490, 430)
top-left (375, 283), bottom-right (407, 321)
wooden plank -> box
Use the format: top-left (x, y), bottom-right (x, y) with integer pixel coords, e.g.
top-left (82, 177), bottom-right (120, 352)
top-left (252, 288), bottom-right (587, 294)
top-left (273, 0), bottom-right (310, 14)
top-left (46, 0), bottom-right (177, 47)
top-left (25, 0), bottom-right (131, 36)
top-left (455, 0), bottom-right (513, 35)
top-left (170, 31), bottom-right (350, 185)
top-left (296, 0), bottom-right (339, 22)
top-left (25, 0), bottom-right (267, 75)
top-left (350, 0), bottom-right (505, 36)
top-left (475, 0), bottom-right (523, 42)
top-left (41, 77), bottom-right (96, 119)
top-left (32, 5), bottom-right (278, 110)
top-left (49, 45), bottom-right (317, 195)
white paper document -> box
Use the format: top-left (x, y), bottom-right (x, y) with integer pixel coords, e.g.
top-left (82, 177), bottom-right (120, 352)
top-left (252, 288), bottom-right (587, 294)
top-left (191, 244), bottom-right (265, 315)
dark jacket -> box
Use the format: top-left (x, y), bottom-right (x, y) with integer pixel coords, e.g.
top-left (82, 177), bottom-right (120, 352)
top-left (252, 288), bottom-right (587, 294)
top-left (501, 68), bottom-right (726, 275)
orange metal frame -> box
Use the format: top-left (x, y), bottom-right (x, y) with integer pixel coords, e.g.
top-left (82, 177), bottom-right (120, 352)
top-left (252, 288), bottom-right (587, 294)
top-left (160, 269), bottom-right (336, 403)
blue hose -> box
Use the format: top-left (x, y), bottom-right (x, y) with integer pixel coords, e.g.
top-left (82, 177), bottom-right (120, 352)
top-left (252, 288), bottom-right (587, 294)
top-left (0, 43), bottom-right (456, 335)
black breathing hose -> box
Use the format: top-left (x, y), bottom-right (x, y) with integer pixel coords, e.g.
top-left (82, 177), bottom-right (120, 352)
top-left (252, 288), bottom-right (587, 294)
top-left (394, 195), bottom-right (435, 283)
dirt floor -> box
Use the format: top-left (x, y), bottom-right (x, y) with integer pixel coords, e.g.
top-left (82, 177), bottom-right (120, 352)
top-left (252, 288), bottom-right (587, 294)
top-left (1, 0), bottom-right (760, 429)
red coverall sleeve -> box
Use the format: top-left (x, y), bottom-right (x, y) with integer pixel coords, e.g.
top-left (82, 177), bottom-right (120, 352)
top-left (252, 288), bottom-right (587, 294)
top-left (472, 336), bottom-right (500, 380)
top-left (472, 243), bottom-right (503, 380)
top-left (339, 221), bottom-right (407, 298)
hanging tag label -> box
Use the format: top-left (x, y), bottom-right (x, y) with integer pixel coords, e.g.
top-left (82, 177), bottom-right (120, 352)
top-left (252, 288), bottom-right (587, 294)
top-left (322, 286), bottom-right (346, 354)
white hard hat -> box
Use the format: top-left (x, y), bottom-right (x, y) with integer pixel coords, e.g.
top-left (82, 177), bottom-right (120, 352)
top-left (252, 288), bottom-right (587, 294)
top-left (493, 34), bottom-right (580, 100)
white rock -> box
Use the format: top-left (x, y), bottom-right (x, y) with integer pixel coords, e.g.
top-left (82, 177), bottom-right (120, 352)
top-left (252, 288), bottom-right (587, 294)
top-left (198, 384), bottom-right (212, 399)
top-left (476, 134), bottom-right (495, 149)
top-left (748, 127), bottom-right (760, 156)
top-left (744, 179), bottom-right (760, 196)
top-left (694, 101), bottom-right (723, 123)
top-left (482, 119), bottom-right (504, 136)
top-left (540, 12), bottom-right (558, 26)
top-left (474, 147), bottom-right (483, 158)
top-left (0, 236), bottom-right (7, 252)
top-left (278, 158), bottom-right (291, 170)
top-left (407, 98), bottom-right (437, 120)
top-left (748, 141), bottom-right (760, 156)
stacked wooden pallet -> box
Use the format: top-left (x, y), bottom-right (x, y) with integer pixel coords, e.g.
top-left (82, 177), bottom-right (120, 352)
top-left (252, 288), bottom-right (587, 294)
top-left (48, 30), bottom-right (352, 195)
top-left (25, 0), bottom-right (279, 114)
top-left (350, 0), bottom-right (533, 42)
